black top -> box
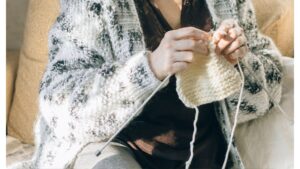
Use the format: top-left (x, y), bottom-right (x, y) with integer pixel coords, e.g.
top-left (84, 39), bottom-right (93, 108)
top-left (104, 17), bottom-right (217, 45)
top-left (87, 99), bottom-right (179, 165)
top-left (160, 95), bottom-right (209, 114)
top-left (114, 0), bottom-right (227, 169)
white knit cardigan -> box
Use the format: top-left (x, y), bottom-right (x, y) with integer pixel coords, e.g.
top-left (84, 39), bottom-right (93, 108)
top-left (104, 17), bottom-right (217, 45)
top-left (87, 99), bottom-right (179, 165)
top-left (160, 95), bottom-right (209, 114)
top-left (8, 0), bottom-right (283, 168)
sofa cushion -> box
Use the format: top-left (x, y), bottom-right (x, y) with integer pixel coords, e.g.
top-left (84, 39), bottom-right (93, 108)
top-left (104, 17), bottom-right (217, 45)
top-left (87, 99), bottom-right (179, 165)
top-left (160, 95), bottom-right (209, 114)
top-left (7, 0), bottom-right (59, 144)
top-left (252, 0), bottom-right (294, 57)
top-left (6, 135), bottom-right (35, 167)
top-left (6, 51), bottom-right (20, 124)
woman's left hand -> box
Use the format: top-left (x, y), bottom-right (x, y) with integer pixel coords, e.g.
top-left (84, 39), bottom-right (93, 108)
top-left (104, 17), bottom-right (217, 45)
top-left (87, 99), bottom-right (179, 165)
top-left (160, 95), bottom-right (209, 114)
top-left (213, 19), bottom-right (248, 65)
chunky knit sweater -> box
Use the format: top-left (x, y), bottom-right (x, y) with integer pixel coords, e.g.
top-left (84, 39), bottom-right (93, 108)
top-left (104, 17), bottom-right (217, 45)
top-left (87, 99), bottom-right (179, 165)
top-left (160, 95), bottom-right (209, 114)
top-left (7, 0), bottom-right (282, 169)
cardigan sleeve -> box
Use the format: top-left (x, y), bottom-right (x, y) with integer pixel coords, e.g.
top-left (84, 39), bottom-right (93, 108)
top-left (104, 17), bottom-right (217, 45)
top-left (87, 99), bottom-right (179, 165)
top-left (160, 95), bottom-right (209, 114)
top-left (38, 0), bottom-right (166, 140)
top-left (225, 0), bottom-right (283, 124)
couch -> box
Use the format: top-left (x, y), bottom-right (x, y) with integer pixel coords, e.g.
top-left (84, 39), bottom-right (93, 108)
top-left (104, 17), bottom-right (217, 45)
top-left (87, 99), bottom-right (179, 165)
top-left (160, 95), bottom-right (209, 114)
top-left (6, 0), bottom-right (294, 167)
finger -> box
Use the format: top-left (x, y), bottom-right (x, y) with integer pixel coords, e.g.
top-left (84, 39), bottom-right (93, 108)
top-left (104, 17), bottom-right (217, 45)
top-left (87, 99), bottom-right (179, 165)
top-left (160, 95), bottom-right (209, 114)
top-left (173, 51), bottom-right (194, 63)
top-left (215, 27), bottom-right (245, 55)
top-left (173, 39), bottom-right (209, 55)
top-left (213, 30), bottom-right (227, 44)
top-left (222, 35), bottom-right (246, 55)
top-left (236, 45), bottom-right (248, 59)
top-left (214, 19), bottom-right (241, 43)
top-left (227, 27), bottom-right (243, 40)
top-left (170, 62), bottom-right (189, 74)
top-left (225, 53), bottom-right (238, 65)
top-left (219, 19), bottom-right (236, 32)
top-left (215, 36), bottom-right (234, 55)
top-left (226, 45), bottom-right (248, 63)
top-left (172, 39), bottom-right (197, 51)
top-left (213, 20), bottom-right (235, 43)
top-left (194, 40), bottom-right (209, 55)
top-left (166, 27), bottom-right (210, 41)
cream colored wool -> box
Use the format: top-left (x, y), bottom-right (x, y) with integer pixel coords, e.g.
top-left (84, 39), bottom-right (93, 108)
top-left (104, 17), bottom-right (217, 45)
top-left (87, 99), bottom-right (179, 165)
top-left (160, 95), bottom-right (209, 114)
top-left (176, 42), bottom-right (242, 108)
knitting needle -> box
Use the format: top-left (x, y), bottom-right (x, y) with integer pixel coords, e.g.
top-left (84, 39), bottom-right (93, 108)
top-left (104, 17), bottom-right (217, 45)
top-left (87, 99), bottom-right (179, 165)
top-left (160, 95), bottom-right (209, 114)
top-left (95, 74), bottom-right (172, 156)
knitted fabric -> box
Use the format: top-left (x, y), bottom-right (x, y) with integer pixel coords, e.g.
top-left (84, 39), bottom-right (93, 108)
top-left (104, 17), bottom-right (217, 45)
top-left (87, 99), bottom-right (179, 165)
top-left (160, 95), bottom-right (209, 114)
top-left (7, 0), bottom-right (283, 169)
top-left (176, 42), bottom-right (241, 108)
top-left (175, 40), bottom-right (242, 168)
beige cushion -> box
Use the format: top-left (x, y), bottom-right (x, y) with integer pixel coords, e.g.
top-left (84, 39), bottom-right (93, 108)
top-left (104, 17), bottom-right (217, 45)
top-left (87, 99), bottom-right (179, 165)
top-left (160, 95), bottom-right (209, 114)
top-left (6, 0), bottom-right (29, 50)
top-left (253, 0), bottom-right (294, 57)
top-left (6, 135), bottom-right (35, 167)
top-left (7, 0), bottom-right (59, 144)
top-left (6, 51), bottom-right (20, 124)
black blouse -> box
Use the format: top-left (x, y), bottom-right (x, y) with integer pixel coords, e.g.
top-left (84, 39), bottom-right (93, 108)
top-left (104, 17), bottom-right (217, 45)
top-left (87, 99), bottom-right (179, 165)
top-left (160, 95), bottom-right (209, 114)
top-left (114, 0), bottom-right (227, 169)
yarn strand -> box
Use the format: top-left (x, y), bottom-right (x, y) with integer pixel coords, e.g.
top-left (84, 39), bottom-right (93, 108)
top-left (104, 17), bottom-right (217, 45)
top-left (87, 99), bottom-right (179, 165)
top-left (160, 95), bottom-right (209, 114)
top-left (185, 106), bottom-right (200, 169)
top-left (221, 61), bottom-right (245, 169)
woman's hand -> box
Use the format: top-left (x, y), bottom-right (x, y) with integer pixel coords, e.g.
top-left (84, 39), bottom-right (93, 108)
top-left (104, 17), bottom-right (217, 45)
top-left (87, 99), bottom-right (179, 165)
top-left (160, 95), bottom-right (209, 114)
top-left (148, 27), bottom-right (210, 81)
top-left (213, 19), bottom-right (248, 65)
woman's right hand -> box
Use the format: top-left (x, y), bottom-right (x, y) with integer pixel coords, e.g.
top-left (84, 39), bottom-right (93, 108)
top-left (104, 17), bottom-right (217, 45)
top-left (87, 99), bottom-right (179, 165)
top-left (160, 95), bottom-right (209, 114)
top-left (147, 27), bottom-right (211, 81)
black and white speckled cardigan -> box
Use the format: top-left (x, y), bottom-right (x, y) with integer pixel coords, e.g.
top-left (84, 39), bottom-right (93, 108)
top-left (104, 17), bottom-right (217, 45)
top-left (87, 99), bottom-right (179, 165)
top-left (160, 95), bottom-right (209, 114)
top-left (7, 0), bottom-right (283, 168)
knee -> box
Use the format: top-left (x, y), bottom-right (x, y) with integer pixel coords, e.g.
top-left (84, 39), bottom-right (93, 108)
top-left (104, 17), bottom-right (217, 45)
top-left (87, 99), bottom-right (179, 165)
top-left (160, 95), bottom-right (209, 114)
top-left (92, 154), bottom-right (142, 169)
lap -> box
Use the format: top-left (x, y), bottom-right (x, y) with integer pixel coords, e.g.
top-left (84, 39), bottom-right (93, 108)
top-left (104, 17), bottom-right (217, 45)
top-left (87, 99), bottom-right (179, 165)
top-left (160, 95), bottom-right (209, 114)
top-left (73, 142), bottom-right (142, 169)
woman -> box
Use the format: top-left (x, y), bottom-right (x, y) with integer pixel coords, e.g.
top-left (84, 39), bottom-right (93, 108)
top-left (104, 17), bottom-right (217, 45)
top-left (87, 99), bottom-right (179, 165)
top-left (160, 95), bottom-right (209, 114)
top-left (8, 0), bottom-right (282, 169)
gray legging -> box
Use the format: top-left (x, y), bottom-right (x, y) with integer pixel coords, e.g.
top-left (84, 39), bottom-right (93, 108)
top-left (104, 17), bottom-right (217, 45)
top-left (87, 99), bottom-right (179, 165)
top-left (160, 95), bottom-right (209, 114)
top-left (73, 142), bottom-right (142, 169)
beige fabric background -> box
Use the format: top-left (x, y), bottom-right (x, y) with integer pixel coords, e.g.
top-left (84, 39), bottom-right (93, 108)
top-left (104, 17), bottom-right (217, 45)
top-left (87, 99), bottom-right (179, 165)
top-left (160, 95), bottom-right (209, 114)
top-left (7, 0), bottom-right (60, 144)
top-left (253, 0), bottom-right (294, 57)
top-left (6, 51), bottom-right (19, 122)
top-left (6, 0), bottom-right (29, 50)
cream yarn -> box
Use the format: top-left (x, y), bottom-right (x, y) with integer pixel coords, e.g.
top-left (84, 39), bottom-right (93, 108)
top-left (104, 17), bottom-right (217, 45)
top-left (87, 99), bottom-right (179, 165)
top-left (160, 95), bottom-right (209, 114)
top-left (175, 41), bottom-right (243, 169)
top-left (175, 42), bottom-right (242, 108)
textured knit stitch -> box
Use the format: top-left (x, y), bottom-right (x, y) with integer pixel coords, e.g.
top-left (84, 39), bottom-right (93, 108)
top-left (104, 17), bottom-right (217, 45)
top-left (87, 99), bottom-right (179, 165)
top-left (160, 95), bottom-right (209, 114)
top-left (176, 41), bottom-right (242, 108)
top-left (7, 0), bottom-right (283, 169)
